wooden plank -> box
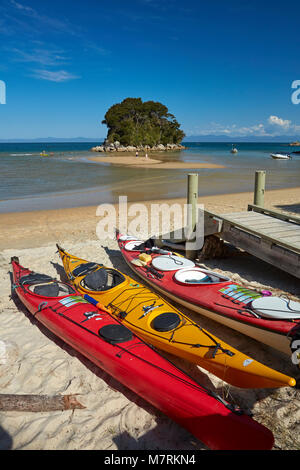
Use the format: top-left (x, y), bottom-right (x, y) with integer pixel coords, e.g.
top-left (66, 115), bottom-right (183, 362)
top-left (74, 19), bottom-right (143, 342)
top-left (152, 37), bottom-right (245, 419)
top-left (276, 236), bottom-right (300, 243)
top-left (260, 224), bottom-right (300, 232)
top-left (202, 208), bottom-right (300, 277)
top-left (226, 217), bottom-right (272, 226)
top-left (222, 211), bottom-right (264, 217)
top-left (248, 204), bottom-right (300, 225)
top-left (278, 234), bottom-right (300, 243)
top-left (223, 213), bottom-right (280, 222)
top-left (261, 222), bottom-right (300, 231)
top-left (246, 222), bottom-right (300, 232)
top-left (204, 209), bottom-right (300, 253)
top-left (226, 214), bottom-right (299, 227)
top-left (258, 226), bottom-right (300, 236)
top-left (220, 226), bottom-right (300, 278)
top-left (220, 216), bottom-right (300, 254)
top-left (222, 212), bottom-right (266, 221)
top-left (235, 220), bottom-right (293, 229)
top-left (0, 394), bottom-right (85, 412)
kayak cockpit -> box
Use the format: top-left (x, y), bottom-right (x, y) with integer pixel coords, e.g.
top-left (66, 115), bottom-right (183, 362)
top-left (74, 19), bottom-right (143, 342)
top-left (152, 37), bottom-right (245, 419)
top-left (18, 272), bottom-right (76, 297)
top-left (72, 262), bottom-right (99, 278)
top-left (173, 267), bottom-right (229, 285)
top-left (28, 282), bottom-right (75, 297)
top-left (81, 267), bottom-right (126, 292)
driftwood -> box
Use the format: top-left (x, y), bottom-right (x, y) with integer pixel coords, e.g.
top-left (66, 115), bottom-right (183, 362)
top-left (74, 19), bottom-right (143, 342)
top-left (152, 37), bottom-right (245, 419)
top-left (0, 394), bottom-right (86, 412)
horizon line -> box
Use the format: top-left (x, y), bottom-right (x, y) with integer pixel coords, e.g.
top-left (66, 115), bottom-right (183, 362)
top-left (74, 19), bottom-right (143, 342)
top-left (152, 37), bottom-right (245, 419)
top-left (0, 138), bottom-right (299, 143)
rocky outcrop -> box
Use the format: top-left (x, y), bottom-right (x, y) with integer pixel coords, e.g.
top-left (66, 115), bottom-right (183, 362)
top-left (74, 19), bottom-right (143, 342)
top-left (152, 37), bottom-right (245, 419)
top-left (91, 141), bottom-right (185, 153)
top-left (289, 141), bottom-right (300, 146)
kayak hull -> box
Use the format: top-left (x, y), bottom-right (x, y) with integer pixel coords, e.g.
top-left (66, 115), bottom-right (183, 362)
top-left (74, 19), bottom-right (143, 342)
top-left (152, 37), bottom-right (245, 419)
top-left (11, 257), bottom-right (275, 450)
top-left (117, 235), bottom-right (299, 358)
top-left (56, 246), bottom-right (296, 389)
top-left (129, 262), bottom-right (291, 356)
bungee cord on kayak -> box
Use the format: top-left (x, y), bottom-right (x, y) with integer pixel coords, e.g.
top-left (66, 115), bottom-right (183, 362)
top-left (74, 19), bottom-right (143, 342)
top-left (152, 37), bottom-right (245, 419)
top-left (56, 245), bottom-right (297, 390)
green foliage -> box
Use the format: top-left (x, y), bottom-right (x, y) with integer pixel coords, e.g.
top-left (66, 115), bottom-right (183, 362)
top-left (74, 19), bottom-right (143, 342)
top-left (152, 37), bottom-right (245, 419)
top-left (102, 98), bottom-right (185, 146)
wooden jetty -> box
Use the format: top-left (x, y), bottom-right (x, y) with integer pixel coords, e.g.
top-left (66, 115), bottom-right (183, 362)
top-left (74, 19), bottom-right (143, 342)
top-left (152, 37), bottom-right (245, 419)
top-left (155, 172), bottom-right (300, 279)
top-left (203, 204), bottom-right (300, 279)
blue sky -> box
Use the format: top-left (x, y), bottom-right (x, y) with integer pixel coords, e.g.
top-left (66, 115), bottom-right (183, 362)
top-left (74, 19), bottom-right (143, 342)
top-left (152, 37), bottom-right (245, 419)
top-left (0, 0), bottom-right (300, 140)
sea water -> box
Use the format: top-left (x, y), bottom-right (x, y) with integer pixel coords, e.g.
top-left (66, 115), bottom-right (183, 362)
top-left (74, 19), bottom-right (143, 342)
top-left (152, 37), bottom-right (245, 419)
top-left (0, 141), bottom-right (299, 212)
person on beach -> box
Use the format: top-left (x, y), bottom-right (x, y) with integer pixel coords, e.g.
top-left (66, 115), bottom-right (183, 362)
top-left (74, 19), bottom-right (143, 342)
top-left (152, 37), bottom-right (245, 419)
top-left (145, 152), bottom-right (148, 159)
top-left (136, 151), bottom-right (139, 158)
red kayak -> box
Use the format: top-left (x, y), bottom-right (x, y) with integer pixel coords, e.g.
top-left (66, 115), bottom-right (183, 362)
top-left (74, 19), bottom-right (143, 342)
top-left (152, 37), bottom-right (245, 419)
top-left (11, 256), bottom-right (274, 450)
top-left (117, 234), bottom-right (300, 359)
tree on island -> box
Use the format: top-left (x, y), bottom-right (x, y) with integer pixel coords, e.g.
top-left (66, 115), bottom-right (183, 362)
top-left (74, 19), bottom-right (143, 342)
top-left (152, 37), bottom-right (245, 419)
top-left (101, 98), bottom-right (185, 147)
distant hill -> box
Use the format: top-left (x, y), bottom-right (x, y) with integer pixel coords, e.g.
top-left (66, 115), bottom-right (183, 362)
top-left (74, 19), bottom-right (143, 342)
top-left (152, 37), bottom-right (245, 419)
top-left (0, 137), bottom-right (104, 143)
top-left (183, 135), bottom-right (300, 143)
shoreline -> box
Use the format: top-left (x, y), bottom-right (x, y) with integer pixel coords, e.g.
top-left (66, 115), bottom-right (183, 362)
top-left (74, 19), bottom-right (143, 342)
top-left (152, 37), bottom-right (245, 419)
top-left (1, 185), bottom-right (300, 450)
top-left (1, 186), bottom-right (300, 250)
top-left (1, 186), bottom-right (300, 451)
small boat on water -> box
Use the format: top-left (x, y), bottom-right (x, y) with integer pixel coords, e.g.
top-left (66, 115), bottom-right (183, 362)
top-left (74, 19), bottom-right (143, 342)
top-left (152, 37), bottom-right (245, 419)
top-left (271, 153), bottom-right (291, 160)
top-left (40, 151), bottom-right (54, 157)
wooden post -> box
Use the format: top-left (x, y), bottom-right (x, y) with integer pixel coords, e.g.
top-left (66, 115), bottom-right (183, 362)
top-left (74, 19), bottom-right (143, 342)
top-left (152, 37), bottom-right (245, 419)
top-left (254, 170), bottom-right (265, 207)
top-left (0, 394), bottom-right (85, 412)
top-left (185, 173), bottom-right (198, 259)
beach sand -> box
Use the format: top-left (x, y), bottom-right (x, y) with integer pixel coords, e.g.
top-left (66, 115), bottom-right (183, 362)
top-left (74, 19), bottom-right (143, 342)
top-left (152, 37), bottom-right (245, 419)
top-left (0, 187), bottom-right (300, 450)
top-left (88, 153), bottom-right (225, 169)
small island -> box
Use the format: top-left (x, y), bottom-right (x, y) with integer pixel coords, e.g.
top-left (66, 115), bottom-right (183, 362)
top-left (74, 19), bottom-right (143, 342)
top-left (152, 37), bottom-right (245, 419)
top-left (91, 97), bottom-right (186, 153)
top-left (289, 141), bottom-right (300, 146)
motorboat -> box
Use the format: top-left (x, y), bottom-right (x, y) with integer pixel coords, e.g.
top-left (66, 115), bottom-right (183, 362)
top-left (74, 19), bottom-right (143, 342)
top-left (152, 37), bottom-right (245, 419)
top-left (270, 153), bottom-right (291, 160)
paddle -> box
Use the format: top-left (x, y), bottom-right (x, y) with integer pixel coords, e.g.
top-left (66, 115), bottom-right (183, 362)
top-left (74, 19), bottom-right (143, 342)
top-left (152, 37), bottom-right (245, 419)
top-left (83, 294), bottom-right (112, 314)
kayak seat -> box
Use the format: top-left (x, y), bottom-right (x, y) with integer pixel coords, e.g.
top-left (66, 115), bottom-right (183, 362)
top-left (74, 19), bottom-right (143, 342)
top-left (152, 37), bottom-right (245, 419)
top-left (33, 283), bottom-right (60, 297)
top-left (72, 262), bottom-right (99, 278)
top-left (33, 282), bottom-right (75, 297)
top-left (185, 274), bottom-right (220, 284)
top-left (83, 268), bottom-right (125, 292)
top-left (173, 267), bottom-right (226, 285)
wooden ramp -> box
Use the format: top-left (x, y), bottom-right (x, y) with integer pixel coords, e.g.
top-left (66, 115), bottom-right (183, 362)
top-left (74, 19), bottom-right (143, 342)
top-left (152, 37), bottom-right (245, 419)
top-left (203, 204), bottom-right (300, 279)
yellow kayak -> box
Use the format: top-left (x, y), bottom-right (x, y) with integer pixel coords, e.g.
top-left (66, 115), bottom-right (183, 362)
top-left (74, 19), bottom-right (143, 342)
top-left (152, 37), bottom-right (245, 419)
top-left (57, 245), bottom-right (296, 389)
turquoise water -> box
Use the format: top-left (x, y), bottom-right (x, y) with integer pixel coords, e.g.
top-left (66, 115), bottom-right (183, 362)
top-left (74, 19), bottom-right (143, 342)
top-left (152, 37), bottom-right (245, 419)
top-left (0, 141), bottom-right (299, 212)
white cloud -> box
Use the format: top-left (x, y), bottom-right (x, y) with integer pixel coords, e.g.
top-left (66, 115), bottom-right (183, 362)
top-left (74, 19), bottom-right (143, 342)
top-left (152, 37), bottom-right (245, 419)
top-left (189, 122), bottom-right (269, 137)
top-left (268, 115), bottom-right (291, 128)
top-left (9, 0), bottom-right (33, 13)
top-left (188, 115), bottom-right (300, 138)
top-left (31, 69), bottom-right (80, 82)
top-left (10, 47), bottom-right (68, 66)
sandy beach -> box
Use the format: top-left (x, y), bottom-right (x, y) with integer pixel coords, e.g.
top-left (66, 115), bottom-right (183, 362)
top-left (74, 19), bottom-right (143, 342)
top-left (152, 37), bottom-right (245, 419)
top-left (0, 187), bottom-right (300, 450)
top-left (88, 153), bottom-right (225, 169)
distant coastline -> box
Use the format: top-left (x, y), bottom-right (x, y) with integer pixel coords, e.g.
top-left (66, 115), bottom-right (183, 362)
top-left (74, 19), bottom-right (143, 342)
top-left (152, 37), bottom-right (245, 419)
top-left (1, 137), bottom-right (300, 144)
